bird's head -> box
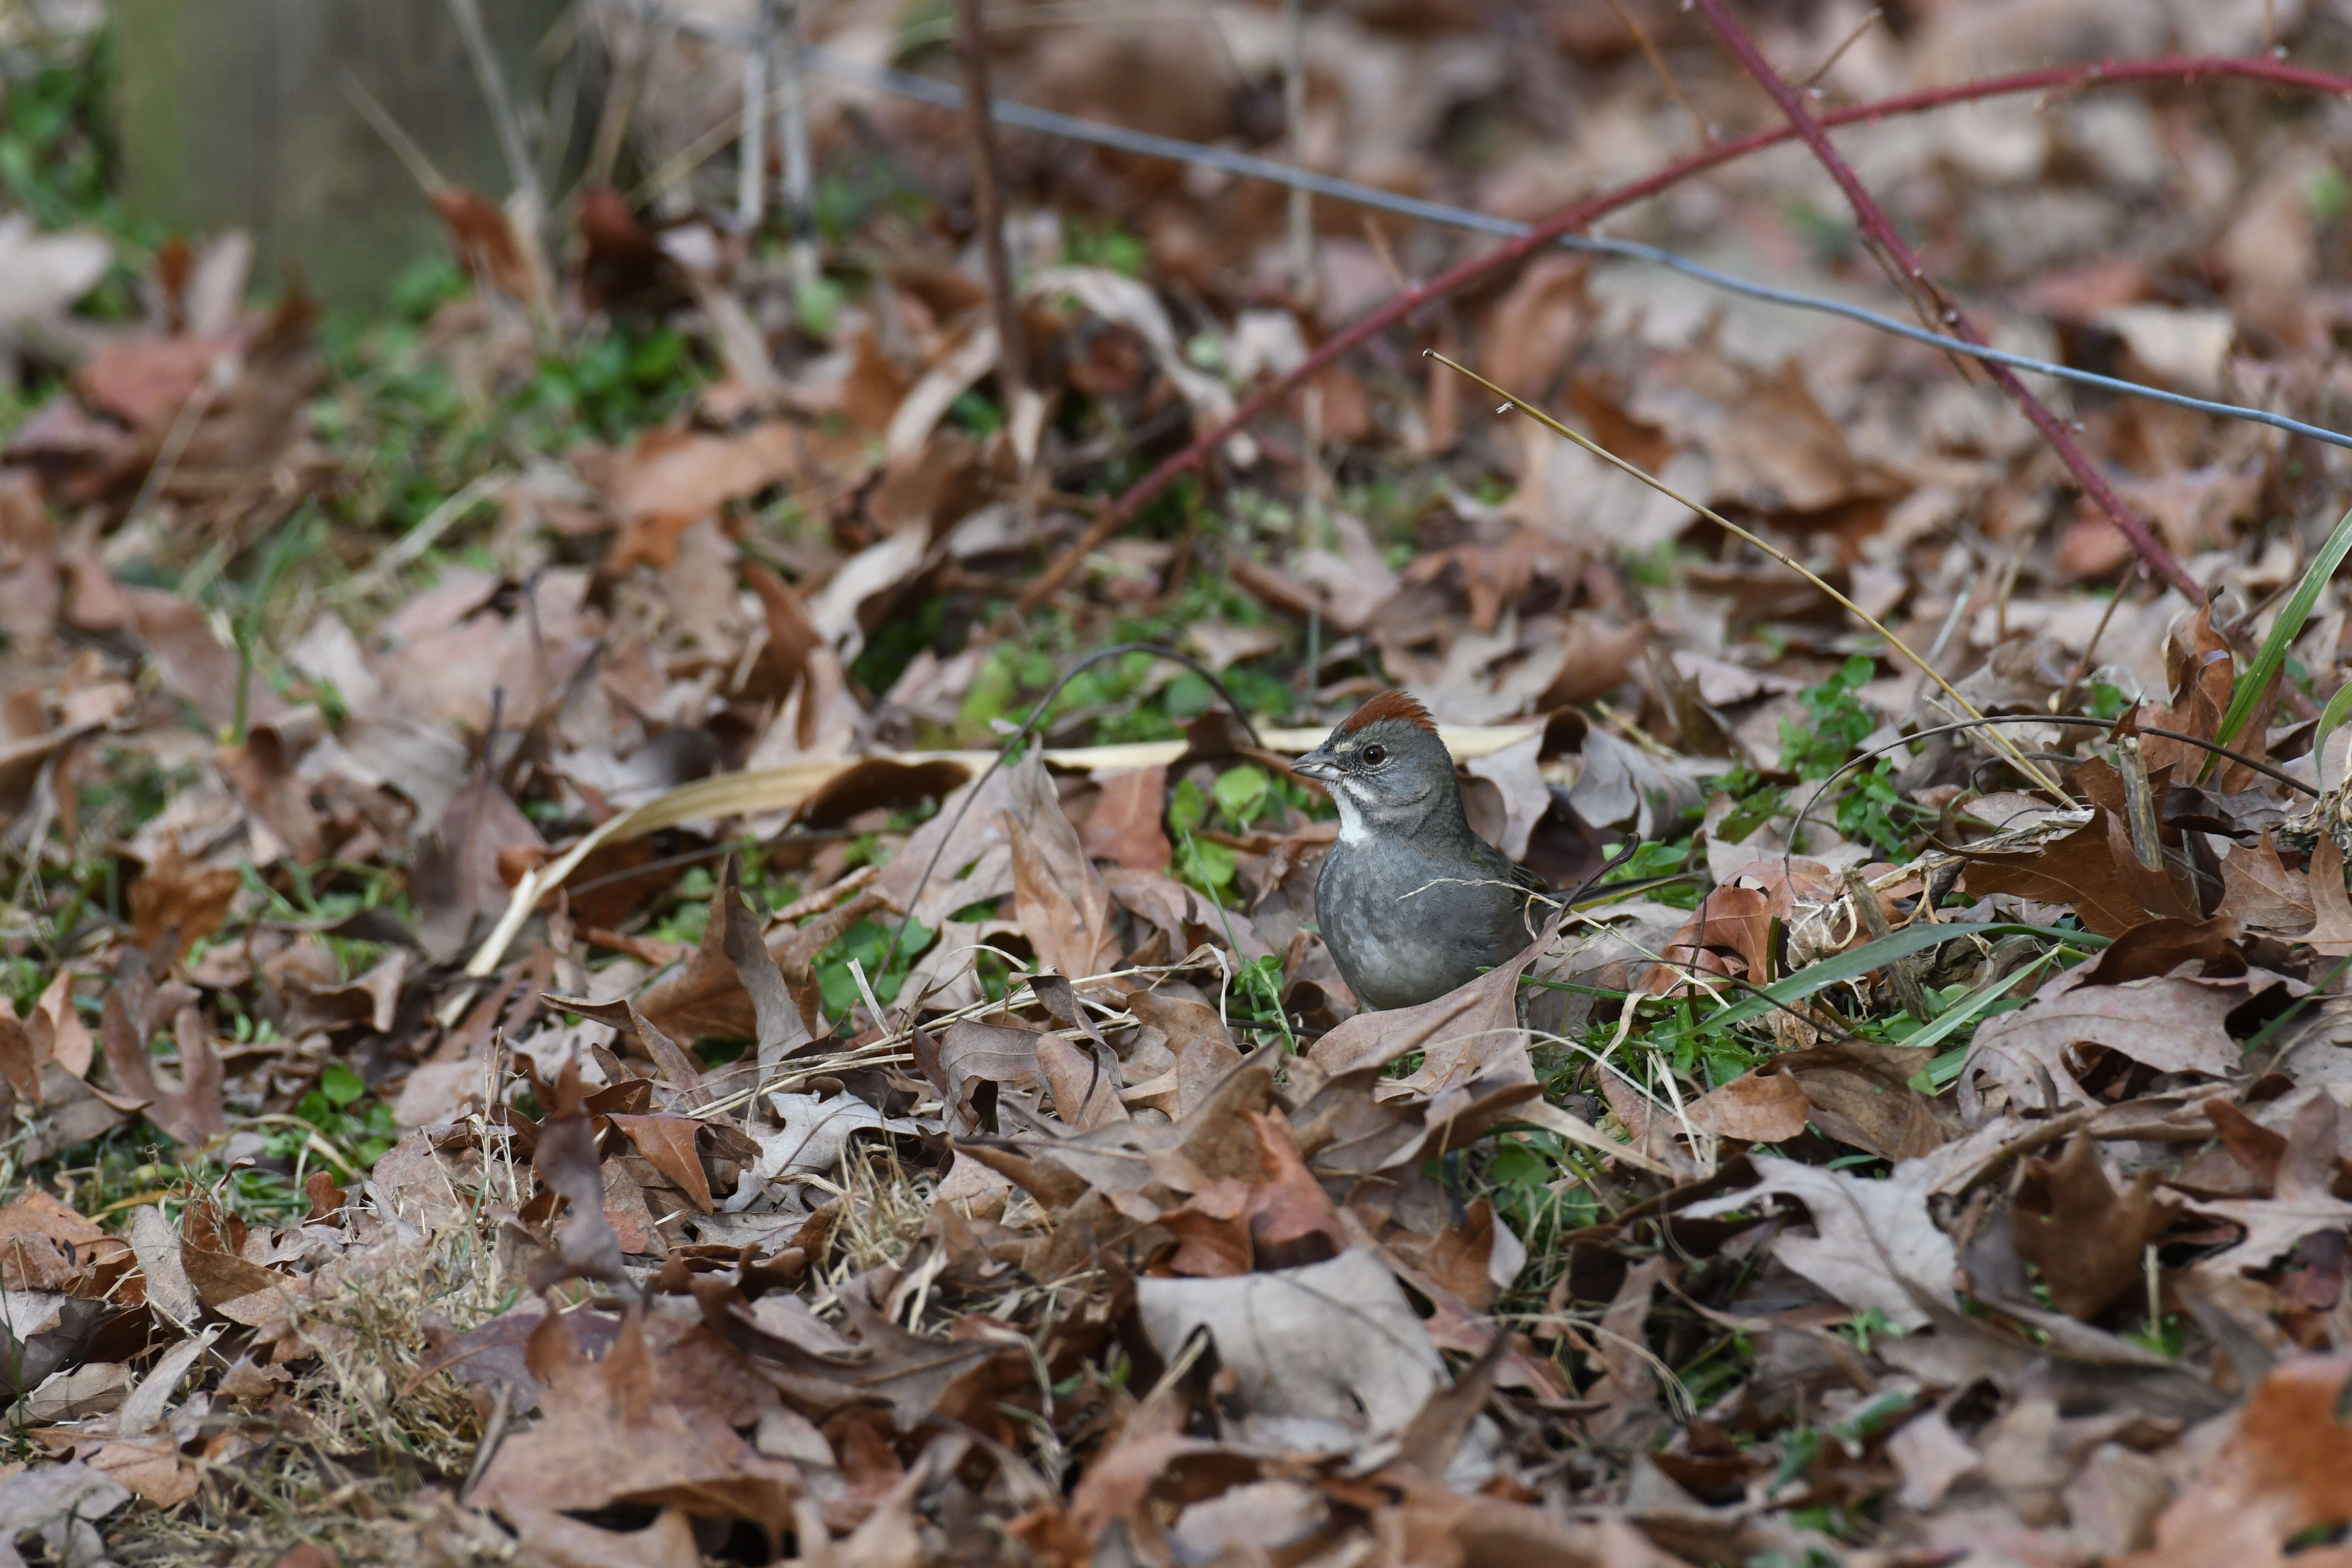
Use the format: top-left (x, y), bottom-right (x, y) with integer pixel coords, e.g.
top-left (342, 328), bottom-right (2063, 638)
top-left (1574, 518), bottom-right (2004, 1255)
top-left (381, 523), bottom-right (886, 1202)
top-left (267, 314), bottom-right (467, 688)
top-left (1291, 689), bottom-right (1462, 842)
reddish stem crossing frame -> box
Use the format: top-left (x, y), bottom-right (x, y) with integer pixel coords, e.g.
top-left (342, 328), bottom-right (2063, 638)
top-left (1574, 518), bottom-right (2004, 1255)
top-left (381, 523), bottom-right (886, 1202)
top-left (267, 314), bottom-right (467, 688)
top-left (1689, 0), bottom-right (2199, 597)
top-left (1019, 51), bottom-right (2351, 614)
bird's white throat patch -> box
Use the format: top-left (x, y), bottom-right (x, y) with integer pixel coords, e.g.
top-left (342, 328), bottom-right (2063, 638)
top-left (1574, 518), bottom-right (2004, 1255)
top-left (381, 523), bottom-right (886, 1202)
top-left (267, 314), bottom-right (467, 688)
top-left (1332, 782), bottom-right (1371, 845)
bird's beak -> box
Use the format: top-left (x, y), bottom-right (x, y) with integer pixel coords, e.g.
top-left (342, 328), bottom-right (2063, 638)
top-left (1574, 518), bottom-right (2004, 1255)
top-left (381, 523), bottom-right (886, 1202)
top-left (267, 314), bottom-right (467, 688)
top-left (1290, 749), bottom-right (1339, 783)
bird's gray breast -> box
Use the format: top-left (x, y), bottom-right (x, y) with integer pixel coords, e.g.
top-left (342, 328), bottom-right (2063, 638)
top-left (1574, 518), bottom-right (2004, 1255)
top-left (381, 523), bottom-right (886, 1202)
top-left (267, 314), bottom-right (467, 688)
top-left (1315, 838), bottom-right (1526, 1010)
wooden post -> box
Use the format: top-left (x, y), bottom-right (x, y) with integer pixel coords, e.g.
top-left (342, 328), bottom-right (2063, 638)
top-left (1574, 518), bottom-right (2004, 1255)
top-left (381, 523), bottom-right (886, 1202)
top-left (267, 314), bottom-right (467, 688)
top-left (114, 0), bottom-right (572, 308)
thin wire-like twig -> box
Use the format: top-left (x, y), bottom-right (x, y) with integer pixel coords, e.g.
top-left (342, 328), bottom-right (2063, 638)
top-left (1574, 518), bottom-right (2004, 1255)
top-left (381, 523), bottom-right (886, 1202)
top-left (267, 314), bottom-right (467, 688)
top-left (339, 72), bottom-right (450, 193)
top-left (1429, 350), bottom-right (2072, 803)
top-left (1801, 7), bottom-right (1883, 88)
top-left (1601, 0), bottom-right (1712, 145)
top-left (444, 0), bottom-right (546, 218)
top-left (332, 474), bottom-right (506, 604)
top-left (1900, 572), bottom-right (1978, 731)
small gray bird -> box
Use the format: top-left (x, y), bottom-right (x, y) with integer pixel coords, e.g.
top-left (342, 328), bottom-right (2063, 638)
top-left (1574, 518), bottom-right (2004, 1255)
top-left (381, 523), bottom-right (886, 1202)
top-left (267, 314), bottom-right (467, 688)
top-left (1291, 690), bottom-right (1554, 1011)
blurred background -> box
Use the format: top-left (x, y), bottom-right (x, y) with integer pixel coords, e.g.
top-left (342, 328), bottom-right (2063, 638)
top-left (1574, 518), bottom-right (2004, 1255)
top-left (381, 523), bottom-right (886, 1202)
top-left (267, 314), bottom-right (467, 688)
top-left (8, 7), bottom-right (2352, 1560)
top-left (6, 0), bottom-right (2352, 821)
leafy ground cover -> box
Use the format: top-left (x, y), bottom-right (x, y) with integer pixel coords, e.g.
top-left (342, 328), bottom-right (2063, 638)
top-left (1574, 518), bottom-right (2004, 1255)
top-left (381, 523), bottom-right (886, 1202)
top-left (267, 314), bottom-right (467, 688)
top-left (6, 2), bottom-right (2352, 1563)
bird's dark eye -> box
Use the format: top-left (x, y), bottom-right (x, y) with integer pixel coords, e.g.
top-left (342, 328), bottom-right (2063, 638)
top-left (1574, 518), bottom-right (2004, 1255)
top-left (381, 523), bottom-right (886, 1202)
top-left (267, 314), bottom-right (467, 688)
top-left (1362, 743), bottom-right (1387, 766)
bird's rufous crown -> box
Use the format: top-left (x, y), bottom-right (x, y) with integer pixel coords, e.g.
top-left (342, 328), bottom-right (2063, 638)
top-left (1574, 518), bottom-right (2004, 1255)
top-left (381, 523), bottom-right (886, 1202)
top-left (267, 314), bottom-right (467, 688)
top-left (1336, 689), bottom-right (1437, 735)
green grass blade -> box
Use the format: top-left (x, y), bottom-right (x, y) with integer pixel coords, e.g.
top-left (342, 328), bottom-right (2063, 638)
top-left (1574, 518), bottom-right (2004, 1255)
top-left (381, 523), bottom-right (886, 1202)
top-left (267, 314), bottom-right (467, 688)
top-left (1690, 920), bottom-right (2100, 1037)
top-left (1897, 949), bottom-right (2060, 1057)
top-left (1901, 949), bottom-right (2067, 1090)
top-left (2212, 503), bottom-right (2352, 765)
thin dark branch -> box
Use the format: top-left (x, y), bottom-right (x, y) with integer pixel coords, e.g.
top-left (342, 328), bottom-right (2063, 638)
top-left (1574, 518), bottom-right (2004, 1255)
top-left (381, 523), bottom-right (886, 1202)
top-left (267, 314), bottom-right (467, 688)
top-left (953, 0), bottom-right (1026, 397)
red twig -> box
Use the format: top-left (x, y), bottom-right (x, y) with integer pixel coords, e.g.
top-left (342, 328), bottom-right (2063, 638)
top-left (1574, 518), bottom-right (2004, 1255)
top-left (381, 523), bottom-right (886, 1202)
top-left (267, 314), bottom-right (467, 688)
top-left (1690, 0), bottom-right (2200, 599)
top-left (1015, 52), bottom-right (2352, 616)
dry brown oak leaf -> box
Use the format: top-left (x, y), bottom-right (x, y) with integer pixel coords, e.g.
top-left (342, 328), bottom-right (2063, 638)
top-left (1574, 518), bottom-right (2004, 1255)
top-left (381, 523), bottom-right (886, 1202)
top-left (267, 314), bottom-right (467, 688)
top-left (471, 1304), bottom-right (799, 1539)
